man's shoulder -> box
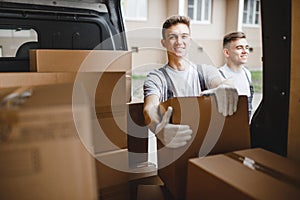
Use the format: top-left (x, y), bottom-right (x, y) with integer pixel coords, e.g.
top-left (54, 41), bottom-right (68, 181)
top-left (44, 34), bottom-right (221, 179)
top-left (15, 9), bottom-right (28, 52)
top-left (145, 67), bottom-right (166, 81)
top-left (218, 64), bottom-right (227, 71)
top-left (242, 66), bottom-right (251, 72)
top-left (149, 68), bottom-right (164, 75)
top-left (199, 64), bottom-right (220, 73)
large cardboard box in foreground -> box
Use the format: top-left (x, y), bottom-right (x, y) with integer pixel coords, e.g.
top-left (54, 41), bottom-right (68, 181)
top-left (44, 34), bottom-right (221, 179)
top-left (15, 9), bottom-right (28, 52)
top-left (0, 83), bottom-right (98, 200)
top-left (0, 71), bottom-right (129, 153)
top-left (157, 96), bottom-right (251, 200)
top-left (186, 148), bottom-right (300, 200)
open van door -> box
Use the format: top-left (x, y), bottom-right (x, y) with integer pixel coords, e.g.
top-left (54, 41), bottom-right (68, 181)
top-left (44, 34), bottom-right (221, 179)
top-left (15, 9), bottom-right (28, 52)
top-left (0, 0), bottom-right (127, 72)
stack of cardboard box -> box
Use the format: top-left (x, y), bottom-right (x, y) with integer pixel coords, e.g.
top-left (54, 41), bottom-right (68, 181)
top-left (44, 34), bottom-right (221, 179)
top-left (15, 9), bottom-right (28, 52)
top-left (0, 49), bottom-right (156, 200)
top-left (29, 49), bottom-right (132, 153)
top-left (136, 95), bottom-right (300, 200)
top-left (134, 96), bottom-right (251, 200)
top-left (29, 49), bottom-right (157, 192)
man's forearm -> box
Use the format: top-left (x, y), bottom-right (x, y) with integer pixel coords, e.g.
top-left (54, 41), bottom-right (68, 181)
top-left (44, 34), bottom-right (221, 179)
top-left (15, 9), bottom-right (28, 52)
top-left (143, 95), bottom-right (161, 133)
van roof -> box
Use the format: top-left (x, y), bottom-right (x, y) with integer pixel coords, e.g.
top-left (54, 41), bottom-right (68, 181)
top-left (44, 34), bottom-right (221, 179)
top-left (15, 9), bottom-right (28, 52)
top-left (1, 0), bottom-right (108, 13)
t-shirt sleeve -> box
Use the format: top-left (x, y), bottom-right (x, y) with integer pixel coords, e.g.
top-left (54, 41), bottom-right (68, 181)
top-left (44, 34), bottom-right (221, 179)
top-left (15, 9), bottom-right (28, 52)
top-left (143, 69), bottom-right (164, 99)
top-left (202, 64), bottom-right (225, 88)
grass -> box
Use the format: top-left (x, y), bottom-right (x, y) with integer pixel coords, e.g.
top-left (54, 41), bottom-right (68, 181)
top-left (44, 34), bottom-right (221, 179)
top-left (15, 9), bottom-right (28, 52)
top-left (132, 74), bottom-right (146, 80)
top-left (251, 70), bottom-right (263, 93)
top-left (132, 74), bottom-right (147, 101)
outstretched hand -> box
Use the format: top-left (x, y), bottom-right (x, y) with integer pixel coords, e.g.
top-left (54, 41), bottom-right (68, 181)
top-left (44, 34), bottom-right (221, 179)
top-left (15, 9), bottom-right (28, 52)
top-left (155, 106), bottom-right (193, 148)
top-left (201, 84), bottom-right (238, 116)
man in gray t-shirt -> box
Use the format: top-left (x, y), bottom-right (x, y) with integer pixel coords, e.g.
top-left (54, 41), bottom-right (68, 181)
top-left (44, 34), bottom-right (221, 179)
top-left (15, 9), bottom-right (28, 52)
top-left (143, 15), bottom-right (239, 149)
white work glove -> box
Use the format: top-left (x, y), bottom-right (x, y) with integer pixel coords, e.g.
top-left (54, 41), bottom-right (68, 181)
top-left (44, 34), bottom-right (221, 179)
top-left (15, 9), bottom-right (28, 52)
top-left (155, 106), bottom-right (193, 148)
top-left (201, 84), bottom-right (238, 116)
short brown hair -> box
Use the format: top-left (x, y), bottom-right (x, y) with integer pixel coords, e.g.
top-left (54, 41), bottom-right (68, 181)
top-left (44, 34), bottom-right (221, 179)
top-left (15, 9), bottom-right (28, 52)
top-left (162, 15), bottom-right (190, 39)
top-left (223, 32), bottom-right (246, 48)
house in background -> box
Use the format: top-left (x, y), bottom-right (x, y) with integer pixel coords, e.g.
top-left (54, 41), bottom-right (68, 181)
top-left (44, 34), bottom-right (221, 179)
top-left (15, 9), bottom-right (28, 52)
top-left (0, 0), bottom-right (262, 71)
top-left (122, 0), bottom-right (262, 71)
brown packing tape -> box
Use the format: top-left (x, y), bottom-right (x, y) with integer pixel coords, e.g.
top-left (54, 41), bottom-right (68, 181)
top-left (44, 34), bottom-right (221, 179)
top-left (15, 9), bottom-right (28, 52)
top-left (225, 152), bottom-right (300, 189)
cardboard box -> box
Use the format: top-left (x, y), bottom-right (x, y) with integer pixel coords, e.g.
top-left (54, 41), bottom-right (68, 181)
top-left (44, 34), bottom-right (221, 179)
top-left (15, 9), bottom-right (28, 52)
top-left (29, 49), bottom-right (132, 72)
top-left (28, 50), bottom-right (132, 151)
top-left (127, 102), bottom-right (149, 167)
top-left (0, 71), bottom-right (131, 106)
top-left (95, 149), bottom-right (157, 190)
top-left (157, 96), bottom-right (251, 200)
top-left (30, 49), bottom-right (132, 106)
top-left (186, 148), bottom-right (300, 200)
top-left (95, 149), bottom-right (160, 200)
top-left (0, 72), bottom-right (76, 88)
top-left (0, 83), bottom-right (98, 200)
top-left (75, 71), bottom-right (129, 153)
top-left (99, 175), bottom-right (164, 200)
top-left (137, 185), bottom-right (173, 200)
top-left (137, 185), bottom-right (166, 200)
top-left (0, 71), bottom-right (130, 153)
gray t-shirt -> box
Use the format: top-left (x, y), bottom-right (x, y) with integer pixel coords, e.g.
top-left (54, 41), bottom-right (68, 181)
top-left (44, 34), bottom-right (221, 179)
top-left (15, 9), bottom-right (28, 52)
top-left (143, 63), bottom-right (223, 102)
top-left (219, 64), bottom-right (251, 97)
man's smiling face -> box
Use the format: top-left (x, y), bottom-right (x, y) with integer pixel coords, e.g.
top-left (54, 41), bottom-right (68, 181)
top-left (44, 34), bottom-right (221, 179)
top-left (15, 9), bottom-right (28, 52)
top-left (161, 23), bottom-right (191, 58)
top-left (226, 38), bottom-right (250, 65)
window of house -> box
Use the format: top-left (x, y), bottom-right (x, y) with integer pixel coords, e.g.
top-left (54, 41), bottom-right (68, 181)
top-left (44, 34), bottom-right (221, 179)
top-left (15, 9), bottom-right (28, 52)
top-left (243, 0), bottom-right (260, 26)
top-left (121, 0), bottom-right (148, 21)
top-left (187, 0), bottom-right (212, 23)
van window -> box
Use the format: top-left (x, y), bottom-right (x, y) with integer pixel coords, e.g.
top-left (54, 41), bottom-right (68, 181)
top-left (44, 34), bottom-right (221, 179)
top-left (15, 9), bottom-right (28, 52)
top-left (0, 28), bottom-right (37, 57)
